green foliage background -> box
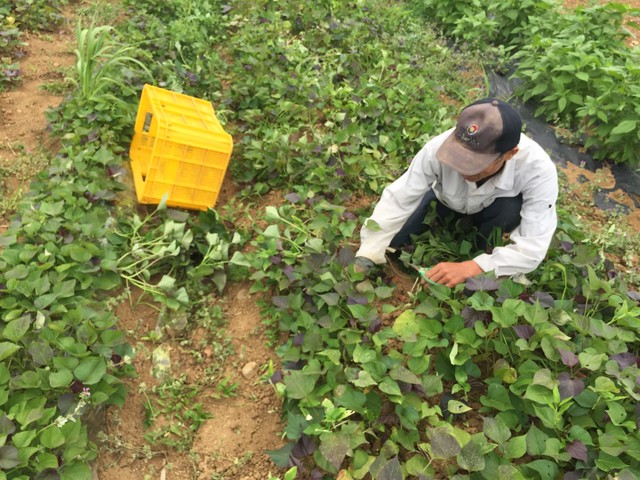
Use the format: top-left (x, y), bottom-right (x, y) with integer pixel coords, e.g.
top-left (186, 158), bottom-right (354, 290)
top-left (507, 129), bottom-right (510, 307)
top-left (409, 0), bottom-right (640, 166)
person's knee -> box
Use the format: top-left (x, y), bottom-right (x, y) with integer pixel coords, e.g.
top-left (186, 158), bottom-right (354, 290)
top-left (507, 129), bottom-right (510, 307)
top-left (479, 195), bottom-right (522, 232)
top-left (390, 190), bottom-right (438, 247)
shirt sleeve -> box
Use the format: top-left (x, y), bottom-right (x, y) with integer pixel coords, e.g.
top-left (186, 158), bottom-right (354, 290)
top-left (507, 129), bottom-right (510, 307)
top-left (356, 143), bottom-right (438, 264)
top-left (473, 162), bottom-right (558, 276)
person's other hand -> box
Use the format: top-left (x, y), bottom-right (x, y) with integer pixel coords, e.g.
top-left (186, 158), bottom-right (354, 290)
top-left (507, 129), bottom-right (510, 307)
top-left (424, 260), bottom-right (482, 288)
top-left (354, 256), bottom-right (375, 274)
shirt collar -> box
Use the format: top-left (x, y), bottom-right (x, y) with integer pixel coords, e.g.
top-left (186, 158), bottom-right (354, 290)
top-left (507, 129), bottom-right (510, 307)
top-left (494, 157), bottom-right (515, 190)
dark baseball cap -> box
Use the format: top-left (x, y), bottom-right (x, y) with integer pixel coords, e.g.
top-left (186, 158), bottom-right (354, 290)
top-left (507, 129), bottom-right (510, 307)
top-left (435, 98), bottom-right (522, 176)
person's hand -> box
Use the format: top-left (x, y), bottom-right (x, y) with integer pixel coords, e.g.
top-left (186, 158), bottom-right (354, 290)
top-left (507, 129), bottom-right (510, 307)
top-left (354, 256), bottom-right (375, 274)
top-left (423, 260), bottom-right (482, 288)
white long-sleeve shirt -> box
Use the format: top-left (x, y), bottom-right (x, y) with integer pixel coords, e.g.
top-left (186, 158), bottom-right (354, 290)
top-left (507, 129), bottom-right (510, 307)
top-left (356, 128), bottom-right (558, 277)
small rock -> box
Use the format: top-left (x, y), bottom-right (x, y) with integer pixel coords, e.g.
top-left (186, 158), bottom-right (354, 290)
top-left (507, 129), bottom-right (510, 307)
top-left (158, 308), bottom-right (189, 337)
top-left (237, 288), bottom-right (250, 301)
top-left (241, 361), bottom-right (258, 379)
top-left (151, 346), bottom-right (171, 380)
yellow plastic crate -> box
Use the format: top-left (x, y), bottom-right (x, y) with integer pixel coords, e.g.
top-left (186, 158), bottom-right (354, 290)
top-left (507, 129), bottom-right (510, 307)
top-left (129, 84), bottom-right (233, 211)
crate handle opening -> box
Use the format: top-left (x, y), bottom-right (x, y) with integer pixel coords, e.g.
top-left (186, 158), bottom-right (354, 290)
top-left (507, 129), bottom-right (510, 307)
top-left (143, 112), bottom-right (153, 132)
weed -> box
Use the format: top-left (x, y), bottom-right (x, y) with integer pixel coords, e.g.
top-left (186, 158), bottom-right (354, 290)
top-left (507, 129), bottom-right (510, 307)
top-left (97, 431), bottom-right (158, 462)
top-left (39, 77), bottom-right (75, 95)
top-left (72, 22), bottom-right (151, 102)
top-left (141, 376), bottom-right (212, 451)
top-left (211, 377), bottom-right (238, 399)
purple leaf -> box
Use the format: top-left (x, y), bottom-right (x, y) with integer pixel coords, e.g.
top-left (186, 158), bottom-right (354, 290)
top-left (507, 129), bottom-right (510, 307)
top-left (292, 434), bottom-right (316, 457)
top-left (567, 440), bottom-right (588, 462)
top-left (574, 294), bottom-right (587, 304)
top-left (269, 371), bottom-right (283, 384)
top-left (0, 414), bottom-right (15, 436)
top-left (283, 265), bottom-right (295, 281)
top-left (337, 248), bottom-right (355, 267)
top-left (429, 427), bottom-right (461, 457)
top-left (531, 291), bottom-right (555, 308)
top-left (283, 359), bottom-right (306, 371)
top-left (2, 68), bottom-right (20, 78)
top-left (186, 71), bottom-right (198, 85)
top-left (465, 276), bottom-right (499, 292)
top-left (284, 193), bottom-right (301, 203)
top-left (378, 457), bottom-right (403, 480)
top-left (610, 353), bottom-right (637, 369)
top-left (292, 333), bottom-right (304, 347)
top-left (627, 290), bottom-right (640, 302)
top-left (564, 472), bottom-right (586, 480)
top-left (558, 372), bottom-right (585, 400)
top-left (347, 295), bottom-right (368, 305)
top-left (558, 349), bottom-right (579, 367)
top-left (84, 129), bottom-right (100, 143)
top-left (269, 255), bottom-right (282, 265)
top-left (560, 241), bottom-right (574, 252)
top-left (513, 325), bottom-right (535, 339)
top-left (368, 317), bottom-right (382, 334)
top-left (398, 381), bottom-right (412, 394)
top-left (461, 307), bottom-right (491, 328)
top-left (289, 455), bottom-right (303, 470)
top-left (319, 433), bottom-right (350, 471)
top-left (273, 296), bottom-right (289, 309)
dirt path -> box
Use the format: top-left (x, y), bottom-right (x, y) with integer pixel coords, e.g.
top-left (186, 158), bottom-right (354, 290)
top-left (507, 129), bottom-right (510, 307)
top-left (96, 285), bottom-right (285, 480)
top-left (0, 8), bottom-right (75, 230)
top-left (0, 21), bottom-right (74, 161)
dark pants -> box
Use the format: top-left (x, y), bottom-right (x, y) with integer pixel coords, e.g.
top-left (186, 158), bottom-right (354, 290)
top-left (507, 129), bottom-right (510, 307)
top-left (390, 191), bottom-right (523, 250)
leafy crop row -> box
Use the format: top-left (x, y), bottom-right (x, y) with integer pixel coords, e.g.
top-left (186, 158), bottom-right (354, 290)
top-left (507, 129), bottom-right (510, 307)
top-left (0, 0), bottom-right (67, 90)
top-left (0, 13), bottom-right (142, 476)
top-left (222, 0), bottom-right (478, 196)
top-left (409, 0), bottom-right (640, 166)
top-left (246, 193), bottom-right (640, 479)
top-left (0, 3), bottom-right (239, 478)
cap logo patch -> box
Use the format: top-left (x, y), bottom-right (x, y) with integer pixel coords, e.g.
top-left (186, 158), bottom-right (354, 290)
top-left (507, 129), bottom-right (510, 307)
top-left (456, 123), bottom-right (482, 149)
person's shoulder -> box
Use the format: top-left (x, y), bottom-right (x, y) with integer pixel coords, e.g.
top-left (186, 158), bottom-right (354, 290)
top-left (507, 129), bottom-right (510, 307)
top-left (517, 134), bottom-right (555, 168)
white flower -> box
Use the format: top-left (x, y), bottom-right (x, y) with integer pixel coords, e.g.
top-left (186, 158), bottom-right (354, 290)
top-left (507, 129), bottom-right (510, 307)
top-left (54, 416), bottom-right (69, 427)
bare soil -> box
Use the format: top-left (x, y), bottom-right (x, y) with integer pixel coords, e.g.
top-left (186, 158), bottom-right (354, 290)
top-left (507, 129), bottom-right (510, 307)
top-left (0, 1), bottom-right (639, 480)
top-left (0, 25), bottom-right (74, 162)
top-left (96, 285), bottom-right (285, 480)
